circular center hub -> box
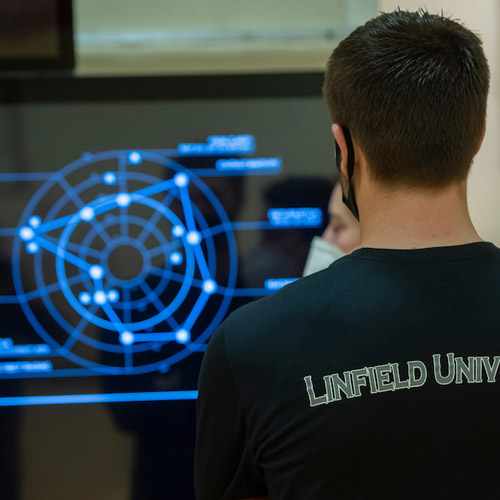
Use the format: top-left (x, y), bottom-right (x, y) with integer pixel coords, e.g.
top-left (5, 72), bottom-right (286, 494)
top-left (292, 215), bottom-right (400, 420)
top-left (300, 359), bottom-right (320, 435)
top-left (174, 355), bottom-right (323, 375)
top-left (107, 245), bottom-right (144, 281)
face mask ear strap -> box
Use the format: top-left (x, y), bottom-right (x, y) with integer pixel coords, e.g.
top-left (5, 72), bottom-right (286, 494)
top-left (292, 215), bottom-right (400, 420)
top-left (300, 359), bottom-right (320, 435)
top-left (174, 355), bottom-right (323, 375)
top-left (342, 126), bottom-right (355, 181)
top-left (337, 125), bottom-right (360, 221)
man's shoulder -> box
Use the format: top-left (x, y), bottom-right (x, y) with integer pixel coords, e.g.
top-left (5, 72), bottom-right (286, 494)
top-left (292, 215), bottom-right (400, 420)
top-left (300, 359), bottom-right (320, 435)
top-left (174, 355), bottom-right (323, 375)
top-left (223, 256), bottom-right (353, 347)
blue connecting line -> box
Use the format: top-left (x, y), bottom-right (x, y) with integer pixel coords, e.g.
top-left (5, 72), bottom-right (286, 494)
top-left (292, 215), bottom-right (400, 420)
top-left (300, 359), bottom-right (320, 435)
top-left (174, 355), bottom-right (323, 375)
top-left (0, 273), bottom-right (85, 304)
top-left (0, 173), bottom-right (53, 182)
top-left (0, 295), bottom-right (23, 304)
top-left (43, 234), bottom-right (102, 260)
top-left (0, 368), bottom-right (96, 379)
top-left (62, 307), bottom-right (97, 352)
top-left (193, 245), bottom-right (211, 281)
top-left (139, 281), bottom-right (167, 315)
top-left (121, 287), bottom-right (132, 324)
top-left (184, 292), bottom-right (210, 331)
top-left (35, 236), bottom-right (92, 272)
top-left (118, 153), bottom-right (127, 193)
top-left (34, 179), bottom-right (176, 236)
top-left (35, 213), bottom-right (77, 234)
top-left (179, 186), bottom-right (196, 230)
top-left (0, 390), bottom-right (199, 407)
top-left (134, 332), bottom-right (177, 342)
top-left (99, 288), bottom-right (127, 336)
top-left (133, 178), bottom-right (176, 200)
top-left (148, 266), bottom-right (204, 289)
top-left (137, 191), bottom-right (176, 243)
top-left (147, 239), bottom-right (180, 258)
top-left (0, 229), bottom-right (18, 237)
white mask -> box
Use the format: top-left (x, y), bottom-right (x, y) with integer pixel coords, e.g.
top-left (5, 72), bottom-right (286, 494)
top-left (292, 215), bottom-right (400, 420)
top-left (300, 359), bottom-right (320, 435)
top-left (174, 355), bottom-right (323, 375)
top-left (303, 236), bottom-right (345, 277)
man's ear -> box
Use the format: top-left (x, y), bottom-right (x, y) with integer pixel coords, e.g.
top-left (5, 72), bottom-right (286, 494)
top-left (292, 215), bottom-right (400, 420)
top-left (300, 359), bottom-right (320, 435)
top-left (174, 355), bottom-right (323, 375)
top-left (332, 123), bottom-right (349, 177)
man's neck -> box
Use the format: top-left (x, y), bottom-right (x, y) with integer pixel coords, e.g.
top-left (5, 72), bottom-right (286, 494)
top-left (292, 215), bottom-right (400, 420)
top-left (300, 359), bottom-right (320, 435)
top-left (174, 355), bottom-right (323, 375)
top-left (358, 181), bottom-right (482, 250)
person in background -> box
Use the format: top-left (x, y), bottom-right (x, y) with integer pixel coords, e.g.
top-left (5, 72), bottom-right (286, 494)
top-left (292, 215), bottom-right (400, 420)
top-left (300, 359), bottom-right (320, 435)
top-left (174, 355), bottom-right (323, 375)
top-left (303, 183), bottom-right (360, 276)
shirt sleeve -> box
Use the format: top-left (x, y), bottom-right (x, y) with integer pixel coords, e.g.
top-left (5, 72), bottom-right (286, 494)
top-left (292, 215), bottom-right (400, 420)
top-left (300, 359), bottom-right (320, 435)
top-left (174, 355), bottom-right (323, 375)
top-left (195, 321), bottom-right (267, 500)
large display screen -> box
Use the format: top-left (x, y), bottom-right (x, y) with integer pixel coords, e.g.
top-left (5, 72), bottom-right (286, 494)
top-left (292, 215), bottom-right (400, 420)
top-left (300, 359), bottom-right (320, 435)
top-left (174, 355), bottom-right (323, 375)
top-left (0, 74), bottom-right (336, 499)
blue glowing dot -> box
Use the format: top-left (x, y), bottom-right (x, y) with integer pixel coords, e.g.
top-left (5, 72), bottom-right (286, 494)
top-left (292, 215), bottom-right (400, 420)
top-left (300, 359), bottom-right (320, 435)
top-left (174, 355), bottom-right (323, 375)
top-left (169, 252), bottom-right (183, 265)
top-left (103, 172), bottom-right (117, 185)
top-left (175, 329), bottom-right (190, 344)
top-left (202, 279), bottom-right (217, 295)
top-left (120, 331), bottom-right (135, 346)
top-left (79, 206), bottom-right (95, 222)
top-left (89, 265), bottom-right (105, 280)
top-left (186, 230), bottom-right (201, 245)
top-left (79, 292), bottom-right (92, 305)
top-left (93, 291), bottom-right (107, 305)
top-left (28, 216), bottom-right (41, 228)
top-left (19, 226), bottom-right (35, 241)
top-left (116, 193), bottom-right (131, 207)
top-left (26, 242), bottom-right (40, 254)
top-left (174, 172), bottom-right (189, 187)
top-left (107, 290), bottom-right (119, 303)
top-left (172, 225), bottom-right (184, 238)
top-left (128, 151), bottom-right (142, 164)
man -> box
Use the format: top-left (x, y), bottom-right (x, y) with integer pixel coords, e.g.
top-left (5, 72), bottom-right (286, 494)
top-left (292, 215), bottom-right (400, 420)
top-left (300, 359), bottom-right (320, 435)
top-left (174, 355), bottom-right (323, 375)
top-left (196, 9), bottom-right (500, 499)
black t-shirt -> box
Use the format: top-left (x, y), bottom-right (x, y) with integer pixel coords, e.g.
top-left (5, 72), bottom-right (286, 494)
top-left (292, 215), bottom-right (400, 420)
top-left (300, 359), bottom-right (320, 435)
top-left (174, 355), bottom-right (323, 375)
top-left (195, 242), bottom-right (500, 499)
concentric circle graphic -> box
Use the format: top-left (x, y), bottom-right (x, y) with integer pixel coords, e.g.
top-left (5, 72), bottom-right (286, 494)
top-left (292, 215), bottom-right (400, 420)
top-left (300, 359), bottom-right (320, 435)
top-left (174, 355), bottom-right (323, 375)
top-left (12, 150), bottom-right (238, 374)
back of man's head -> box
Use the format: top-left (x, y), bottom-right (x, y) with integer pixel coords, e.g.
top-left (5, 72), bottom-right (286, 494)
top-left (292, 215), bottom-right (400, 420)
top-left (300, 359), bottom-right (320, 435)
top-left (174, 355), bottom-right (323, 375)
top-left (323, 9), bottom-right (490, 190)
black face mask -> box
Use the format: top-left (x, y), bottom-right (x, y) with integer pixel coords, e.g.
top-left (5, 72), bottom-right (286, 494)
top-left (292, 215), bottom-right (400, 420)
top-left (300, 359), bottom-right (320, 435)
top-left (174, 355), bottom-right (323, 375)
top-left (335, 126), bottom-right (359, 221)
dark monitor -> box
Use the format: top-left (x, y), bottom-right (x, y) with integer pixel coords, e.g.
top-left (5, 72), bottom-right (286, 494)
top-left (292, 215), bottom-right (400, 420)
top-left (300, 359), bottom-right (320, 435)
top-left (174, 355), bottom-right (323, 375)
top-left (0, 0), bottom-right (74, 71)
top-left (0, 73), bottom-right (336, 499)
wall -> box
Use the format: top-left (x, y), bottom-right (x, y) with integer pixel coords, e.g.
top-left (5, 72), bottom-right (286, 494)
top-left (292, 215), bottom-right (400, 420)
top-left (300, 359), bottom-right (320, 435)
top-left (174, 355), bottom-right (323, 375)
top-left (379, 0), bottom-right (500, 245)
top-left (73, 0), bottom-right (377, 75)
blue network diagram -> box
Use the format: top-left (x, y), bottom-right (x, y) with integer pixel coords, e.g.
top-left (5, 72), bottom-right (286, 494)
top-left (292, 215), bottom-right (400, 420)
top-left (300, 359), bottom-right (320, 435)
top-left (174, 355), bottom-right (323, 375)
top-left (0, 135), bottom-right (322, 406)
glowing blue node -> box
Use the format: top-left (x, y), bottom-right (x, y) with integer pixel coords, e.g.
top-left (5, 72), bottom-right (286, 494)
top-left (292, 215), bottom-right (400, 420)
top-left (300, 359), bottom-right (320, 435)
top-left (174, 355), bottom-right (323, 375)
top-left (186, 230), bottom-right (201, 245)
top-left (28, 216), bottom-right (41, 228)
top-left (107, 290), bottom-right (119, 303)
top-left (103, 172), bottom-right (117, 185)
top-left (79, 206), bottom-right (95, 222)
top-left (174, 172), bottom-right (189, 187)
top-left (120, 331), bottom-right (135, 346)
top-left (169, 252), bottom-right (183, 265)
top-left (175, 329), bottom-right (190, 344)
top-left (202, 279), bottom-right (217, 295)
top-left (172, 225), bottom-right (184, 238)
top-left (116, 193), bottom-right (132, 207)
top-left (93, 291), bottom-right (107, 305)
top-left (79, 292), bottom-right (92, 305)
top-left (128, 151), bottom-right (142, 165)
top-left (89, 265), bottom-right (105, 280)
top-left (19, 226), bottom-right (35, 241)
top-left (26, 242), bottom-right (40, 254)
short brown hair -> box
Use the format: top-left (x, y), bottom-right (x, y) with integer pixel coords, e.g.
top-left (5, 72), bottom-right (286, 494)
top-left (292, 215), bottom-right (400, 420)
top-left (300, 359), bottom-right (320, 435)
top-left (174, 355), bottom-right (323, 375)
top-left (323, 9), bottom-right (490, 189)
